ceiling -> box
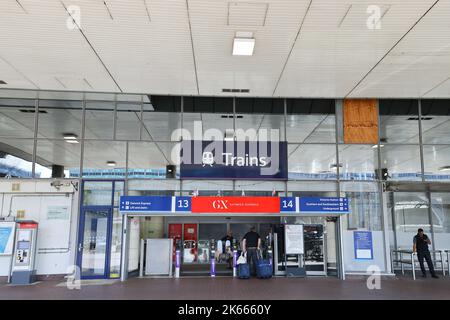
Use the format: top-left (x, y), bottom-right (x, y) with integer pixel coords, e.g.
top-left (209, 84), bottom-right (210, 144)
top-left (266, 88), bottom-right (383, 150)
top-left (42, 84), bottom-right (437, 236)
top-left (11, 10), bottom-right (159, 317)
top-left (0, 0), bottom-right (450, 98)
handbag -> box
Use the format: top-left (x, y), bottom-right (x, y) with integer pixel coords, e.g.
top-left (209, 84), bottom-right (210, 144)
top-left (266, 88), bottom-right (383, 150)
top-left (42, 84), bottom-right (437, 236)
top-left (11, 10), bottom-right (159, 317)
top-left (237, 252), bottom-right (247, 265)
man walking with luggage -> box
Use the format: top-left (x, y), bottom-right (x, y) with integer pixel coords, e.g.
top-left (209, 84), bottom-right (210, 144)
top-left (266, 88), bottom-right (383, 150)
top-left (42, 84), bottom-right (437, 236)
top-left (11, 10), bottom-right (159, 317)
top-left (413, 228), bottom-right (439, 278)
top-left (243, 226), bottom-right (261, 277)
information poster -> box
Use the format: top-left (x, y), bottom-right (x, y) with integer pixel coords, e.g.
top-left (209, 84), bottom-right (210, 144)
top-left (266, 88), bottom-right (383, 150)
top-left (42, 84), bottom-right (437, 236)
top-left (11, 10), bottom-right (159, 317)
top-left (47, 206), bottom-right (70, 220)
top-left (354, 231), bottom-right (373, 260)
top-left (0, 222), bottom-right (15, 255)
top-left (284, 224), bottom-right (304, 255)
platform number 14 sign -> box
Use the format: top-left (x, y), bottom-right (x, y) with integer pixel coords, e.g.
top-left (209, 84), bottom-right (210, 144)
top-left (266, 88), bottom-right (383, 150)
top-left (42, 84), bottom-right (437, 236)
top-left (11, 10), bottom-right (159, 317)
top-left (281, 197), bottom-right (296, 212)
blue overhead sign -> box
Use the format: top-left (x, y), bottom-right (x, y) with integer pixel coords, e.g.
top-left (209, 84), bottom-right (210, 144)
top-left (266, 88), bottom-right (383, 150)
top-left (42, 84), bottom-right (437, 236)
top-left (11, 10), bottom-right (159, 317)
top-left (299, 197), bottom-right (349, 213)
top-left (120, 196), bottom-right (172, 212)
top-left (180, 140), bottom-right (288, 180)
top-left (119, 196), bottom-right (349, 215)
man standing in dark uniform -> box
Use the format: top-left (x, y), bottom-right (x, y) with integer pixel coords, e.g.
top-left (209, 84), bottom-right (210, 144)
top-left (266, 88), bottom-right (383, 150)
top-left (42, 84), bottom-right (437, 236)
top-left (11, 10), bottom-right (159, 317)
top-left (413, 228), bottom-right (438, 278)
top-left (243, 226), bottom-right (261, 277)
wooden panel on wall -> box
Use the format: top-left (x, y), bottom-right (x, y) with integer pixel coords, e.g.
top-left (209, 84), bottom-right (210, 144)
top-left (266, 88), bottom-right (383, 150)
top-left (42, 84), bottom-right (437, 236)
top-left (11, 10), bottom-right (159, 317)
top-left (343, 99), bottom-right (378, 144)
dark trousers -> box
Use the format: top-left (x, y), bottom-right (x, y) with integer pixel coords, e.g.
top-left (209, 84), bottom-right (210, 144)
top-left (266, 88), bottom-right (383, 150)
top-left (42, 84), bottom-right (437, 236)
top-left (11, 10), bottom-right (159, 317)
top-left (417, 250), bottom-right (436, 276)
top-left (247, 248), bottom-right (258, 276)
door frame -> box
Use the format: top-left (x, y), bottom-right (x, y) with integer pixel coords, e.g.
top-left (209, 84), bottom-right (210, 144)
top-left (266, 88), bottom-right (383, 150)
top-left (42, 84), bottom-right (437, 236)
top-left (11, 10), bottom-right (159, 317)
top-left (76, 206), bottom-right (114, 279)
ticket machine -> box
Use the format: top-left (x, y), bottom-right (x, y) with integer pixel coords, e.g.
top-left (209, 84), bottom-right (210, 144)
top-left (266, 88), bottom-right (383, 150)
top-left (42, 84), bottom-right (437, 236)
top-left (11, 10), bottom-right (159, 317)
top-left (10, 221), bottom-right (38, 285)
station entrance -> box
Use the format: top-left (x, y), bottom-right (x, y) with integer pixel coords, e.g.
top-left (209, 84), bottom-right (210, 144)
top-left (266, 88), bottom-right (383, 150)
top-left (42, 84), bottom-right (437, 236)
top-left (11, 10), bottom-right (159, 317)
top-left (121, 214), bottom-right (342, 279)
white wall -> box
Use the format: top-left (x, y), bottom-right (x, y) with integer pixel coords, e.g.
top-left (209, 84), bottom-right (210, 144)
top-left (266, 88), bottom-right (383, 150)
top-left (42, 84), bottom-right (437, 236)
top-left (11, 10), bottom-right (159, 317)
top-left (128, 217), bottom-right (140, 272)
top-left (0, 180), bottom-right (78, 276)
top-left (343, 230), bottom-right (387, 273)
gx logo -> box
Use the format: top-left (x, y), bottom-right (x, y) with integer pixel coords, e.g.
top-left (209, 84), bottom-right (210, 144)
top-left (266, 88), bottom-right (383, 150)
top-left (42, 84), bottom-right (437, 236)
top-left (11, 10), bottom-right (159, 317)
top-left (212, 200), bottom-right (228, 210)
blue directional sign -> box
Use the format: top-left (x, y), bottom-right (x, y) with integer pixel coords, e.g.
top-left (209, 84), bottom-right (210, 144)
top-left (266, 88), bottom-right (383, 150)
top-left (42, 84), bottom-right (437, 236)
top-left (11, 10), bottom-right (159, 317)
top-left (299, 197), bottom-right (349, 214)
top-left (120, 196), bottom-right (172, 212)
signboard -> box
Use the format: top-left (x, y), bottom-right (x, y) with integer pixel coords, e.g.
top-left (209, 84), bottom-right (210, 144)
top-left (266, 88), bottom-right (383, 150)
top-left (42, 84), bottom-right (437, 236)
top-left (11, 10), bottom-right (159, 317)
top-left (284, 224), bottom-right (304, 255)
top-left (180, 140), bottom-right (288, 180)
top-left (120, 196), bottom-right (172, 213)
top-left (353, 231), bottom-right (373, 260)
top-left (0, 222), bottom-right (15, 255)
top-left (174, 196), bottom-right (191, 212)
top-left (47, 206), bottom-right (70, 220)
top-left (280, 197), bottom-right (297, 212)
top-left (191, 196), bottom-right (280, 213)
top-left (299, 197), bottom-right (349, 213)
top-left (118, 196), bottom-right (349, 215)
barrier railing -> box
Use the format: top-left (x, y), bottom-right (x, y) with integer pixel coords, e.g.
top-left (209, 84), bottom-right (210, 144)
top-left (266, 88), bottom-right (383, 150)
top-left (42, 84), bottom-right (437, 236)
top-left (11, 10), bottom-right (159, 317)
top-left (390, 249), bottom-right (446, 280)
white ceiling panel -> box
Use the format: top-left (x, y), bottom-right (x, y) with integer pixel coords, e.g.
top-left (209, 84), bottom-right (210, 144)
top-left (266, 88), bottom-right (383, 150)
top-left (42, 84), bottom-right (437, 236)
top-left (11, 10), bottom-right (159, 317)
top-left (189, 0), bottom-right (311, 96)
top-left (63, 0), bottom-right (198, 94)
top-left (0, 0), bottom-right (119, 91)
top-left (350, 0), bottom-right (450, 98)
top-left (0, 0), bottom-right (449, 97)
top-left (275, 0), bottom-right (438, 97)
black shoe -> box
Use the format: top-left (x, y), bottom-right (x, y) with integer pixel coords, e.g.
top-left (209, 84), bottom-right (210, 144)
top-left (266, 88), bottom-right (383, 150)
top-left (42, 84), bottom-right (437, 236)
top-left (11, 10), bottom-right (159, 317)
top-left (422, 274), bottom-right (427, 278)
top-left (432, 274), bottom-right (439, 279)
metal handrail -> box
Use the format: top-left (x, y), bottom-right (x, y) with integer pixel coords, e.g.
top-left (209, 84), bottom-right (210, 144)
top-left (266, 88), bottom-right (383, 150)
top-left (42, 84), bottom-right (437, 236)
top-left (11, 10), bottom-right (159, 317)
top-left (390, 249), bottom-right (446, 280)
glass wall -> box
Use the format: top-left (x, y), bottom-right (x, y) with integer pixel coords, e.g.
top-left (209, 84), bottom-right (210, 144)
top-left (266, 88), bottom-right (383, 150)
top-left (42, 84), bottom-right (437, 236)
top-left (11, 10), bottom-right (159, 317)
top-left (1, 91), bottom-right (448, 188)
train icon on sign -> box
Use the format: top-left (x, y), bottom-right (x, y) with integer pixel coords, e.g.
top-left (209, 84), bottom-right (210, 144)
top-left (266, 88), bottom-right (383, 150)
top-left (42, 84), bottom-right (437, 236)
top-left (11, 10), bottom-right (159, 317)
top-left (202, 152), bottom-right (214, 167)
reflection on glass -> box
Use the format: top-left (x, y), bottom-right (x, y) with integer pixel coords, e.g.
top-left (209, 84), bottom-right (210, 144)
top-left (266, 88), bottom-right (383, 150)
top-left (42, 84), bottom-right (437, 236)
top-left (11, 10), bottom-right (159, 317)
top-left (342, 182), bottom-right (381, 231)
top-left (143, 112), bottom-right (181, 142)
top-left (82, 141), bottom-right (126, 178)
top-left (116, 103), bottom-right (142, 140)
top-left (379, 100), bottom-right (419, 144)
top-left (38, 100), bottom-right (82, 139)
top-left (113, 181), bottom-right (124, 207)
top-left (380, 145), bottom-right (422, 181)
top-left (286, 99), bottom-right (335, 143)
top-left (0, 100), bottom-right (36, 138)
top-left (83, 181), bottom-right (113, 206)
top-left (421, 100), bottom-right (450, 144)
top-left (288, 144), bottom-right (336, 180)
top-left (423, 145), bottom-right (450, 181)
top-left (0, 139), bottom-right (35, 178)
top-left (391, 192), bottom-right (430, 250)
top-left (339, 145), bottom-right (377, 181)
top-left (109, 209), bottom-right (122, 278)
top-left (36, 139), bottom-right (81, 178)
top-left (430, 193), bottom-right (450, 250)
top-left (127, 142), bottom-right (176, 179)
top-left (81, 210), bottom-right (108, 277)
top-left (85, 101), bottom-right (114, 139)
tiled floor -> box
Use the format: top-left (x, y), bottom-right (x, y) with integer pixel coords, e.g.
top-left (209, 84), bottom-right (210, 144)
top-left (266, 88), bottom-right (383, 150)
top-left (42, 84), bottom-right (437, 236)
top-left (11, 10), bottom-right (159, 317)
top-left (0, 275), bottom-right (448, 300)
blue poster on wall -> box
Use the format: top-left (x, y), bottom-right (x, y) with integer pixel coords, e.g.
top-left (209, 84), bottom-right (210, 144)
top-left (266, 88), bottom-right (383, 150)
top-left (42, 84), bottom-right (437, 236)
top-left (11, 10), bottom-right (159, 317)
top-left (354, 231), bottom-right (373, 260)
top-left (0, 227), bottom-right (12, 254)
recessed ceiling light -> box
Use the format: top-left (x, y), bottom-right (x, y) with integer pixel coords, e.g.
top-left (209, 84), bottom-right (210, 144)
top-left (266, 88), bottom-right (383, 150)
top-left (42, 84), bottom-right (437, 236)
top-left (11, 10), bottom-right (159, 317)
top-left (66, 140), bottom-right (79, 144)
top-left (63, 133), bottom-right (78, 140)
top-left (106, 161), bottom-right (116, 167)
top-left (232, 37), bottom-right (255, 56)
top-left (438, 166), bottom-right (450, 172)
top-left (372, 144), bottom-right (385, 149)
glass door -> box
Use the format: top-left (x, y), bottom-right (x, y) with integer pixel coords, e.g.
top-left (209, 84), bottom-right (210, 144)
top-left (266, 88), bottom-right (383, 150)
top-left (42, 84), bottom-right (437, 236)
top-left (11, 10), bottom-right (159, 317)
top-left (77, 208), bottom-right (112, 279)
